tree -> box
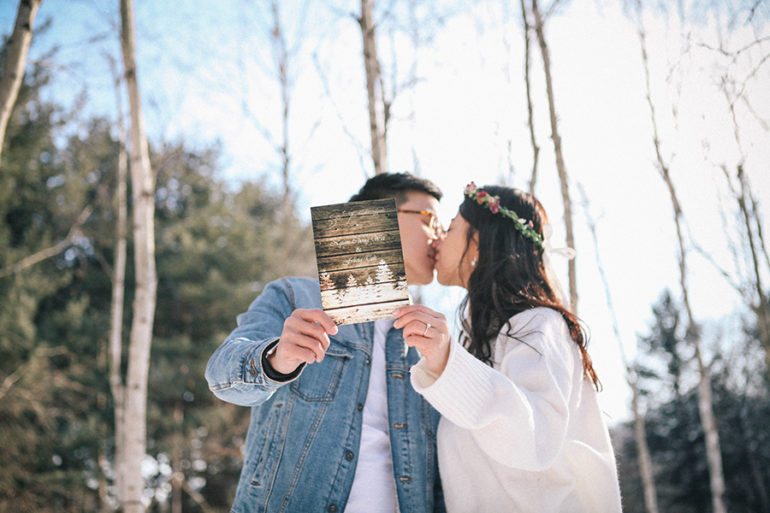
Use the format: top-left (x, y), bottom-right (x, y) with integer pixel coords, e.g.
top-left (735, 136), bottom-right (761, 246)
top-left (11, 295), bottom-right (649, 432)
top-left (529, 0), bottom-right (578, 313)
top-left (0, 0), bottom-right (42, 163)
top-left (106, 53), bottom-right (129, 511)
top-left (518, 0), bottom-right (540, 194)
top-left (634, 2), bottom-right (728, 510)
top-left (359, 0), bottom-right (388, 175)
top-left (119, 0), bottom-right (157, 510)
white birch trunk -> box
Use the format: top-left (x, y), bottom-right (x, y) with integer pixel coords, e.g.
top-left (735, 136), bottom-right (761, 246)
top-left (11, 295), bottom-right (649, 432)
top-left (530, 0), bottom-right (577, 313)
top-left (120, 0), bottom-right (158, 511)
top-left (0, 0), bottom-right (42, 163)
top-left (359, 0), bottom-right (387, 175)
top-left (107, 55), bottom-right (129, 508)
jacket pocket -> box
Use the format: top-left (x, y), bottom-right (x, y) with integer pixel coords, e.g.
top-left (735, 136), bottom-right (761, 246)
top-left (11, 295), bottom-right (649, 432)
top-left (290, 343), bottom-right (352, 402)
top-left (249, 399), bottom-right (286, 489)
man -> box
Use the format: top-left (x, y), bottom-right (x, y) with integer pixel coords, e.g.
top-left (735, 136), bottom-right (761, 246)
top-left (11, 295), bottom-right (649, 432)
top-left (206, 172), bottom-right (446, 513)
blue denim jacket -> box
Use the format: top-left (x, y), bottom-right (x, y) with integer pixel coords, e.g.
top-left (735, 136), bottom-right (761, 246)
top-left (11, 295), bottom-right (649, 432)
top-left (205, 277), bottom-right (445, 513)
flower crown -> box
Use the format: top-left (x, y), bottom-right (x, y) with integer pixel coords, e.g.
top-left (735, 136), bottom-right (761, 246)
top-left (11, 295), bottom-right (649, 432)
top-left (463, 182), bottom-right (544, 249)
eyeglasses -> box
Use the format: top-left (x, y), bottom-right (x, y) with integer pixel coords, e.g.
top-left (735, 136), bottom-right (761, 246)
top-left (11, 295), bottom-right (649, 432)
top-left (397, 209), bottom-right (446, 238)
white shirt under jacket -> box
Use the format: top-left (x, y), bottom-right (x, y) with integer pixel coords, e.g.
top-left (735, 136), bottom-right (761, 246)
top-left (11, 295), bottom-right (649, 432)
top-left (410, 307), bottom-right (622, 513)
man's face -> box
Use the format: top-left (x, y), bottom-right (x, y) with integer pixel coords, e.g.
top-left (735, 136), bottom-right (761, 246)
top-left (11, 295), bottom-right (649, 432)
top-left (396, 191), bottom-right (442, 286)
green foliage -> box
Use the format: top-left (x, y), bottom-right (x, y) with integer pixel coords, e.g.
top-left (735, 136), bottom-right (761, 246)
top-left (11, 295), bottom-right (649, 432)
top-left (0, 49), bottom-right (315, 513)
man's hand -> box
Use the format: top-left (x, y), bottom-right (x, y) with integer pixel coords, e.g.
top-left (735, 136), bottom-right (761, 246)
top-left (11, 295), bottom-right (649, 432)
top-left (267, 309), bottom-right (339, 375)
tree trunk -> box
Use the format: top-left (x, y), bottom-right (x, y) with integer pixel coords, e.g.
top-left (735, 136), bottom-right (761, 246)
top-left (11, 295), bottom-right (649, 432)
top-left (630, 382), bottom-right (660, 513)
top-left (359, 0), bottom-right (387, 175)
top-left (519, 0), bottom-right (540, 195)
top-left (120, 1), bottom-right (158, 511)
top-left (635, 3), bottom-right (727, 511)
top-left (0, 0), bottom-right (42, 163)
top-left (530, 0), bottom-right (577, 313)
top-left (270, 0), bottom-right (293, 274)
top-left (107, 54), bottom-right (129, 508)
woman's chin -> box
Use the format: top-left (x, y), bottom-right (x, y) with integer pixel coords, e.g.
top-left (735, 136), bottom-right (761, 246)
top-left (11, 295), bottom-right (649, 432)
top-left (435, 271), bottom-right (455, 287)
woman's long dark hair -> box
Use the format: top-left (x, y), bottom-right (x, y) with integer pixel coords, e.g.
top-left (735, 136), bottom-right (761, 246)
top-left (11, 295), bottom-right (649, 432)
top-left (458, 185), bottom-right (599, 389)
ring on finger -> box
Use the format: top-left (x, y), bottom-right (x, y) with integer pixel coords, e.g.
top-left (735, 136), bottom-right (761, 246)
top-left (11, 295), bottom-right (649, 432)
top-left (423, 322), bottom-right (432, 337)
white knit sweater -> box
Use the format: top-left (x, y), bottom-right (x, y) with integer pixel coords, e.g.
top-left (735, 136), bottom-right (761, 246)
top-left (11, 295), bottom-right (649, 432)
top-left (410, 307), bottom-right (622, 513)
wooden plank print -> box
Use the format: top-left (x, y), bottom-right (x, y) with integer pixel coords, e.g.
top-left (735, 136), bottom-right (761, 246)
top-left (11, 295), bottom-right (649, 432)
top-left (311, 198), bottom-right (410, 325)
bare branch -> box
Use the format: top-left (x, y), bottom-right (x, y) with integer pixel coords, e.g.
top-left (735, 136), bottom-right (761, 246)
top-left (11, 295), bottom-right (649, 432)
top-left (0, 200), bottom-right (96, 279)
top-left (0, 346), bottom-right (69, 401)
top-left (695, 35), bottom-right (770, 58)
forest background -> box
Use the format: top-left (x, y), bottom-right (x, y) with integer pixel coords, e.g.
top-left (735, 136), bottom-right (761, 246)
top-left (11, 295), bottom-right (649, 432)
top-left (0, 0), bottom-right (769, 512)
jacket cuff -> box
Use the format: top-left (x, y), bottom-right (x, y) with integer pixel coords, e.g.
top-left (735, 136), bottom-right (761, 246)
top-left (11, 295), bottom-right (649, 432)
top-left (260, 340), bottom-right (304, 383)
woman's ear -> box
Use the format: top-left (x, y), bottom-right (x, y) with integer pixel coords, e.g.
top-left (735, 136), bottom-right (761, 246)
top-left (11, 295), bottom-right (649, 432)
top-left (468, 234), bottom-right (479, 267)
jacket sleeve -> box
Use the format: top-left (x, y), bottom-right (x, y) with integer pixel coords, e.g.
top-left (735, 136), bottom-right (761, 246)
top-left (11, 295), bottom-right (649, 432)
top-left (205, 279), bottom-right (303, 407)
top-left (410, 310), bottom-right (576, 471)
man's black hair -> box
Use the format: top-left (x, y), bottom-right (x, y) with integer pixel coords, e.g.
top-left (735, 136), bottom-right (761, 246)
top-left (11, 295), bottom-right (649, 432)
top-left (348, 172), bottom-right (442, 205)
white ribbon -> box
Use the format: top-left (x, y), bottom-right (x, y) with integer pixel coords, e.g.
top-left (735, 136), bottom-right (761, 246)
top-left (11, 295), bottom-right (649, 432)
top-left (542, 224), bottom-right (574, 308)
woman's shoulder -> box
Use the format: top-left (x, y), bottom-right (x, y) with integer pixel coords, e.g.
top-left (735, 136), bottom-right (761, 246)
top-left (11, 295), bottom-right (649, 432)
top-left (505, 306), bottom-right (566, 331)
top-left (498, 307), bottom-right (572, 349)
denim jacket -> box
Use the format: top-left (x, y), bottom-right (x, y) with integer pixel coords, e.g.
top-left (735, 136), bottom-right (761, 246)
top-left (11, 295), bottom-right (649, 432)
top-left (205, 277), bottom-right (445, 513)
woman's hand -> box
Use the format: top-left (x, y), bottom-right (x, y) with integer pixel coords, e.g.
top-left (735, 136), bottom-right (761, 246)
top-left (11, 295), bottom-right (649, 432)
top-left (393, 305), bottom-right (451, 376)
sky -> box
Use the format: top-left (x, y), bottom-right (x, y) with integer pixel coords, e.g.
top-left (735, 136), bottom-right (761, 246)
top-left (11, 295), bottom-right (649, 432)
top-left (2, 0), bottom-right (769, 425)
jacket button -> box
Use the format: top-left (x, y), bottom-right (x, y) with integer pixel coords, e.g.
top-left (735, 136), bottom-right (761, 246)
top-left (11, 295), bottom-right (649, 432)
top-left (328, 505), bottom-right (338, 513)
top-left (345, 450), bottom-right (355, 461)
top-left (357, 403), bottom-right (363, 412)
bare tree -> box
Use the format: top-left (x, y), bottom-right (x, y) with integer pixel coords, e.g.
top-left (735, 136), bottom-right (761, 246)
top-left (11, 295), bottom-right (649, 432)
top-left (359, 0), bottom-right (388, 175)
top-left (530, 0), bottom-right (578, 313)
top-left (578, 183), bottom-right (660, 513)
top-left (119, 0), bottom-right (158, 511)
top-left (726, 163), bottom-right (770, 373)
top-left (635, 2), bottom-right (727, 512)
top-left (0, 0), bottom-right (42, 163)
top-left (518, 0), bottom-right (540, 194)
top-left (717, 60), bottom-right (770, 372)
top-left (106, 53), bottom-right (129, 511)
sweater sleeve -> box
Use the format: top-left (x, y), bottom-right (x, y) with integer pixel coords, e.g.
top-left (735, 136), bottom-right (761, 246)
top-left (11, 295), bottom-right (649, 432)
top-left (410, 309), bottom-right (576, 471)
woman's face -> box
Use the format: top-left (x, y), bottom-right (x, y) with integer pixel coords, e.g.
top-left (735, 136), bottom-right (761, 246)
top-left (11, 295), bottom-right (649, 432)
top-left (433, 212), bottom-right (477, 289)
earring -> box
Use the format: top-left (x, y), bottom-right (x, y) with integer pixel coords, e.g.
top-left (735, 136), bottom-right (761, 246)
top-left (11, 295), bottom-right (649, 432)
top-left (471, 257), bottom-right (477, 267)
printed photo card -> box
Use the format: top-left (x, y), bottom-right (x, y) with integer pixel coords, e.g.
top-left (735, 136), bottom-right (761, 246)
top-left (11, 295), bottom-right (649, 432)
top-left (310, 198), bottom-right (411, 325)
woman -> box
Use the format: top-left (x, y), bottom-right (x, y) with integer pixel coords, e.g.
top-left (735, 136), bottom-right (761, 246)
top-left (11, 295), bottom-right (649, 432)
top-left (393, 183), bottom-right (622, 513)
